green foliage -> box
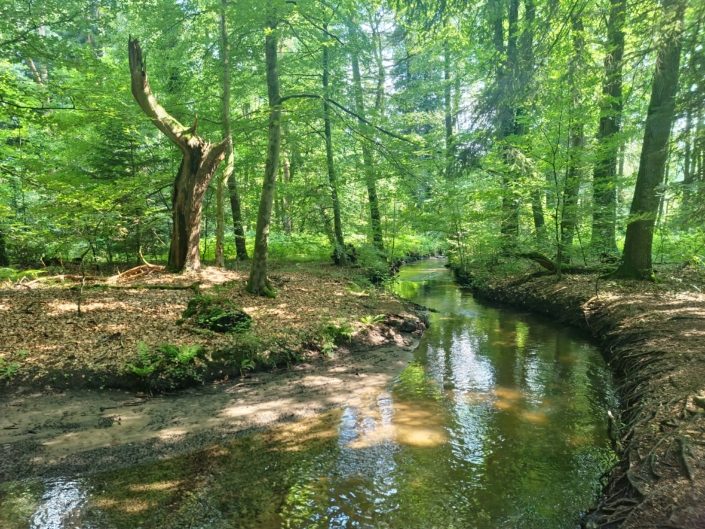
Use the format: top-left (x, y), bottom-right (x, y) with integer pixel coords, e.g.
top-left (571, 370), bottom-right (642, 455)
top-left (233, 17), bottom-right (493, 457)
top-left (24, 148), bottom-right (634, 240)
top-left (355, 244), bottom-right (391, 285)
top-left (359, 314), bottom-right (386, 326)
top-left (124, 341), bottom-right (207, 391)
top-left (0, 357), bottom-right (21, 381)
top-left (0, 268), bottom-right (45, 282)
top-left (316, 320), bottom-right (355, 355)
top-left (182, 295), bottom-right (252, 333)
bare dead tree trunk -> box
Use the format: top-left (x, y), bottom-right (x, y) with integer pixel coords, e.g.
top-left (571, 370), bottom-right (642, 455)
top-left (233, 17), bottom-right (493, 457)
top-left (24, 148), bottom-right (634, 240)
top-left (128, 38), bottom-right (227, 272)
top-left (247, 16), bottom-right (281, 296)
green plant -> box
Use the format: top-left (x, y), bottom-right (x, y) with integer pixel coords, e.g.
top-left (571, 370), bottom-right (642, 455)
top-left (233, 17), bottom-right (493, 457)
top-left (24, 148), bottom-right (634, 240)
top-left (0, 268), bottom-right (46, 282)
top-left (182, 295), bottom-right (252, 333)
top-left (123, 342), bottom-right (208, 391)
top-left (318, 320), bottom-right (355, 355)
top-left (125, 342), bottom-right (157, 378)
top-left (360, 314), bottom-right (386, 326)
top-left (355, 244), bottom-right (391, 285)
top-left (0, 358), bottom-right (21, 380)
top-left (239, 358), bottom-right (256, 377)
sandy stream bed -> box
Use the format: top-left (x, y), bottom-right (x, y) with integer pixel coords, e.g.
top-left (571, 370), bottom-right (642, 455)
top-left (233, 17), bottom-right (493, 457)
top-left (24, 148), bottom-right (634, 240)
top-left (0, 338), bottom-right (418, 482)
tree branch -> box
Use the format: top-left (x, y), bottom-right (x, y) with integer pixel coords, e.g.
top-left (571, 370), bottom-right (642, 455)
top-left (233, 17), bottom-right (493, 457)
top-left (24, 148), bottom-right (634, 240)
top-left (278, 92), bottom-right (419, 145)
top-left (128, 37), bottom-right (189, 149)
top-left (200, 139), bottom-right (229, 178)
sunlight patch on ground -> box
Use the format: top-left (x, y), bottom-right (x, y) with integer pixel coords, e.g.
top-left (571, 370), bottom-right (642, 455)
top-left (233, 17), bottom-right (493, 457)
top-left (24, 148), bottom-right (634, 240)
top-left (128, 480), bottom-right (182, 493)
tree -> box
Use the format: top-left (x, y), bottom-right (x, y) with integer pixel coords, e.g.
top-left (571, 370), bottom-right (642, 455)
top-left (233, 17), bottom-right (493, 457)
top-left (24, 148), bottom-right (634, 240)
top-left (247, 11), bottom-right (282, 296)
top-left (322, 28), bottom-right (347, 263)
top-left (612, 0), bottom-right (686, 279)
top-left (591, 0), bottom-right (625, 255)
top-left (0, 229), bottom-right (8, 266)
top-left (557, 13), bottom-right (586, 266)
top-left (128, 38), bottom-right (227, 272)
top-left (348, 21), bottom-right (384, 251)
top-left (216, 0), bottom-right (248, 266)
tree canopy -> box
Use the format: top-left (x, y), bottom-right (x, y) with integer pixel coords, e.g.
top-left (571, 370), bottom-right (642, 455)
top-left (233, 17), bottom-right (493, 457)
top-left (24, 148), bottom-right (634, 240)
top-left (1, 0), bottom-right (703, 284)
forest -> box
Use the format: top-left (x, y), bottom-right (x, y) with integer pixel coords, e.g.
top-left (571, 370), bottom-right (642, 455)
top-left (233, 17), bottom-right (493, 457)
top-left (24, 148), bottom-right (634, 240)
top-left (1, 0), bottom-right (704, 528)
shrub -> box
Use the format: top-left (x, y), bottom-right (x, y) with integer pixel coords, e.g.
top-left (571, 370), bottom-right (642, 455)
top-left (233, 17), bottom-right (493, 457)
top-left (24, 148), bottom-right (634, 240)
top-left (355, 244), bottom-right (390, 285)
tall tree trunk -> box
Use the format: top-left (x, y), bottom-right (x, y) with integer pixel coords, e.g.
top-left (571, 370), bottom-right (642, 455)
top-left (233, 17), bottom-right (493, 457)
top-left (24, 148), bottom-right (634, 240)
top-left (496, 0), bottom-right (520, 245)
top-left (558, 14), bottom-right (585, 266)
top-left (0, 228), bottom-right (8, 266)
top-left (591, 0), bottom-right (625, 254)
top-left (248, 16), bottom-right (281, 296)
top-left (217, 0), bottom-right (247, 265)
top-left (519, 0), bottom-right (544, 237)
top-left (228, 175), bottom-right (248, 260)
top-left (281, 156), bottom-right (293, 235)
top-left (128, 38), bottom-right (227, 272)
top-left (322, 29), bottom-right (347, 264)
top-left (613, 0), bottom-right (686, 279)
top-left (443, 40), bottom-right (454, 179)
top-left (682, 106), bottom-right (693, 212)
top-left (349, 23), bottom-right (384, 251)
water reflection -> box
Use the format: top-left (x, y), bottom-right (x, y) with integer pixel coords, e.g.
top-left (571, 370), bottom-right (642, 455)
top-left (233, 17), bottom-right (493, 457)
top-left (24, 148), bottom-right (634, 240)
top-left (29, 479), bottom-right (87, 529)
top-left (3, 259), bottom-right (617, 529)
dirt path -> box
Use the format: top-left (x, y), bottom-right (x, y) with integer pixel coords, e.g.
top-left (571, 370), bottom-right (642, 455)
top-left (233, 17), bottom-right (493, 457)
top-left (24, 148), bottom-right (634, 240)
top-left (0, 338), bottom-right (418, 482)
top-left (464, 271), bottom-right (705, 529)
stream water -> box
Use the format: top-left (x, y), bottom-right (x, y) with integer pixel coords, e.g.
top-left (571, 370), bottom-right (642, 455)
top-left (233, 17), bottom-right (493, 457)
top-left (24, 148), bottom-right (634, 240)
top-left (2, 258), bottom-right (617, 529)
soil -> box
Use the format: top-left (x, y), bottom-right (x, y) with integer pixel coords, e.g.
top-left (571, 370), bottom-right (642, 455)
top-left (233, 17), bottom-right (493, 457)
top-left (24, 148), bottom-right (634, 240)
top-left (0, 329), bottom-right (422, 482)
top-left (0, 260), bottom-right (427, 483)
top-left (460, 266), bottom-right (705, 529)
top-left (0, 262), bottom-right (418, 392)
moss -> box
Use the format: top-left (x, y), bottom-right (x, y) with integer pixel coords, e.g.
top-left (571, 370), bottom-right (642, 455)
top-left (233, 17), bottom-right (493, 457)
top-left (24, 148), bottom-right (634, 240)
top-left (182, 295), bottom-right (252, 333)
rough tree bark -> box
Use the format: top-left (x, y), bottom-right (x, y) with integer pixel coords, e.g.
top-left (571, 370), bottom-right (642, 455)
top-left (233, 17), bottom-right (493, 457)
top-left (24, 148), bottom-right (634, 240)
top-left (495, 0), bottom-right (520, 245)
top-left (613, 0), bottom-right (686, 279)
top-left (558, 14), bottom-right (585, 266)
top-left (322, 27), bottom-right (347, 264)
top-left (247, 16), bottom-right (281, 296)
top-left (0, 229), bottom-right (8, 266)
top-left (591, 0), bottom-right (625, 254)
top-left (216, 0), bottom-right (247, 265)
top-left (443, 40), bottom-right (454, 179)
top-left (128, 37), bottom-right (227, 272)
top-left (349, 23), bottom-right (384, 251)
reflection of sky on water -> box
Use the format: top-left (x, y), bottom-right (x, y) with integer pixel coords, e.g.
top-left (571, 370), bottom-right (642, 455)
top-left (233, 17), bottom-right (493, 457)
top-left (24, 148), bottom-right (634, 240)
top-left (30, 479), bottom-right (88, 529)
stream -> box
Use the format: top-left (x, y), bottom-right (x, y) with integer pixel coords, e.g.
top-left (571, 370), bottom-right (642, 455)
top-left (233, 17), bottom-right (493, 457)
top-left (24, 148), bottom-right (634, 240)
top-left (1, 258), bottom-right (617, 529)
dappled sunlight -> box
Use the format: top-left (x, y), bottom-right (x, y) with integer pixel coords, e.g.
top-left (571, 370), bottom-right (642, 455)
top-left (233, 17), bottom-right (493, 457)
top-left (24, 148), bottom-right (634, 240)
top-left (128, 480), bottom-right (182, 493)
top-left (521, 410), bottom-right (549, 424)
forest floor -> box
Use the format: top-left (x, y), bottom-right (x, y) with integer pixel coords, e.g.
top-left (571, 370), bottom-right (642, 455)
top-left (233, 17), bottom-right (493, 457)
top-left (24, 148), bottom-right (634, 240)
top-left (0, 261), bottom-right (426, 479)
top-left (460, 263), bottom-right (705, 529)
top-left (0, 261), bottom-right (424, 392)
